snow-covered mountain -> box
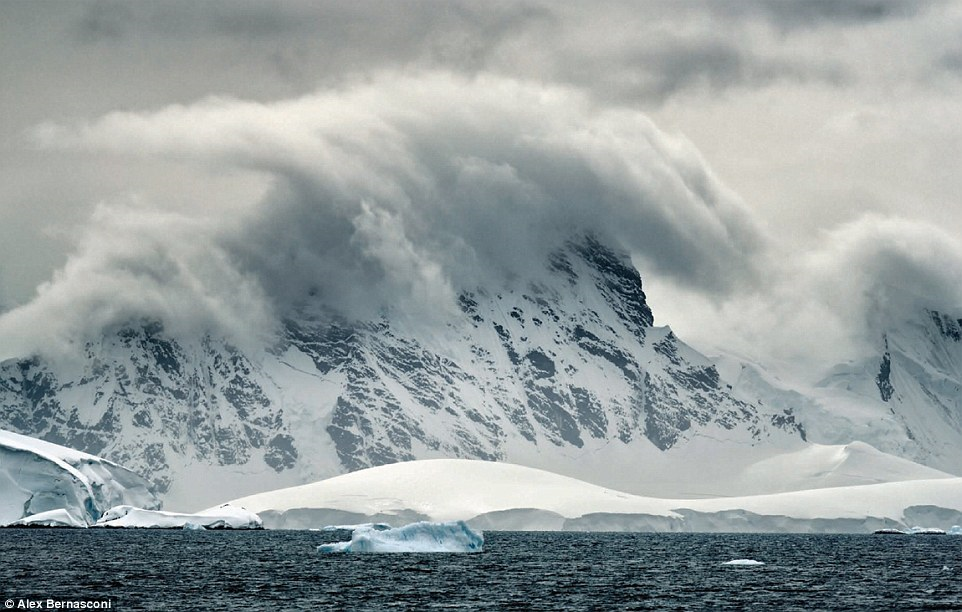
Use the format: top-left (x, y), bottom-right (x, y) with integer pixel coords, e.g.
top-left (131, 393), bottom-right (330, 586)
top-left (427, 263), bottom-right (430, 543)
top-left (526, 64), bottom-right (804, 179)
top-left (719, 308), bottom-right (962, 476)
top-left (0, 428), bottom-right (159, 526)
top-left (0, 236), bottom-right (958, 510)
top-left (0, 236), bottom-right (814, 509)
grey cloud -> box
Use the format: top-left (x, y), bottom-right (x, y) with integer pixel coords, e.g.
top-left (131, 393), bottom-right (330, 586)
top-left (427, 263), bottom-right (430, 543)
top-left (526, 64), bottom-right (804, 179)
top-left (8, 72), bottom-right (767, 358)
top-left (604, 36), bottom-right (849, 103)
top-left (72, 0), bottom-right (320, 42)
top-left (70, 0), bottom-right (552, 65)
top-left (937, 48), bottom-right (962, 74)
top-left (5, 1), bottom-right (962, 373)
top-left (709, 0), bottom-right (938, 31)
top-left (682, 214), bottom-right (962, 376)
top-left (58, 1), bottom-right (854, 105)
top-left (74, 1), bottom-right (135, 42)
top-left (806, 216), bottom-right (962, 341)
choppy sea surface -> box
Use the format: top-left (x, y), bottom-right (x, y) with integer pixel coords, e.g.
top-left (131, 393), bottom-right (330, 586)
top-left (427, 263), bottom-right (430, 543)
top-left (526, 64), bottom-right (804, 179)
top-left (2, 530), bottom-right (961, 610)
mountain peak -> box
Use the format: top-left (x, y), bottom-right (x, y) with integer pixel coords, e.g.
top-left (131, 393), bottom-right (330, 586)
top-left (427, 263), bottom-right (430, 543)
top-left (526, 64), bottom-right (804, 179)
top-left (0, 235), bottom-right (800, 508)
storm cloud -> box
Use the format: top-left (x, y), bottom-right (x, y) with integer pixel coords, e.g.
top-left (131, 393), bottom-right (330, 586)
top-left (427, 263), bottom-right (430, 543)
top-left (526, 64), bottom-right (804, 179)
top-left (3, 72), bottom-right (767, 358)
top-left (5, 1), bottom-right (962, 378)
top-left (674, 215), bottom-right (962, 374)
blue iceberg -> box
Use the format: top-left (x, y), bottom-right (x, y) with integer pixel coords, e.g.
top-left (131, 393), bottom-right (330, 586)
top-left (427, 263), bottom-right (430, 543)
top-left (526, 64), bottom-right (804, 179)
top-left (317, 520), bottom-right (484, 553)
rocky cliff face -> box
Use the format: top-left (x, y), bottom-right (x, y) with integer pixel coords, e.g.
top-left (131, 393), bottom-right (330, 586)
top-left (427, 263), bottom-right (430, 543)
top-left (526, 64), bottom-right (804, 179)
top-left (866, 309), bottom-right (962, 467)
top-left (0, 236), bottom-right (806, 507)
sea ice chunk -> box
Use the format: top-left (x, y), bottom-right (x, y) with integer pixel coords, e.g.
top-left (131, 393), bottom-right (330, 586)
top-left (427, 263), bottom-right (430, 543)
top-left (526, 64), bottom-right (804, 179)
top-left (908, 526), bottom-right (946, 535)
top-left (721, 559), bottom-right (765, 566)
top-left (947, 525), bottom-right (962, 535)
top-left (317, 520), bottom-right (484, 553)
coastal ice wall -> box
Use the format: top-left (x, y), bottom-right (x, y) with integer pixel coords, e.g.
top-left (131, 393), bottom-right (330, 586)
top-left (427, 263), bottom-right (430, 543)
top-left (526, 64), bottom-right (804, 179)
top-left (0, 429), bottom-right (159, 526)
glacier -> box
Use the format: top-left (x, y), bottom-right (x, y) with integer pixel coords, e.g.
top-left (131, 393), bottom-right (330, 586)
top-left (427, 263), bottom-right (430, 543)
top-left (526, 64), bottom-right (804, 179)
top-left (317, 521), bottom-right (484, 553)
top-left (0, 428), bottom-right (159, 527)
top-left (229, 458), bottom-right (962, 533)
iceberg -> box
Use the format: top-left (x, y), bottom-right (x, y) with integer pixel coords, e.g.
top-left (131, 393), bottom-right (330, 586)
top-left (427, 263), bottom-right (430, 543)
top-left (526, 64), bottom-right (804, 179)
top-left (948, 525), bottom-right (962, 535)
top-left (907, 526), bottom-right (946, 535)
top-left (722, 559), bottom-right (765, 566)
top-left (317, 521), bottom-right (484, 553)
top-left (95, 504), bottom-right (262, 529)
top-left (0, 428), bottom-right (159, 527)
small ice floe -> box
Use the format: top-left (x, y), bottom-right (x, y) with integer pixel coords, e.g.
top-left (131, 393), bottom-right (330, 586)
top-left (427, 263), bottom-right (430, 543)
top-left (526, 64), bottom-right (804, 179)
top-left (320, 523), bottom-right (392, 532)
top-left (182, 522), bottom-right (206, 531)
top-left (908, 526), bottom-right (946, 535)
top-left (721, 559), bottom-right (765, 566)
top-left (948, 525), bottom-right (962, 535)
top-left (942, 566), bottom-right (952, 572)
top-left (317, 520), bottom-right (484, 553)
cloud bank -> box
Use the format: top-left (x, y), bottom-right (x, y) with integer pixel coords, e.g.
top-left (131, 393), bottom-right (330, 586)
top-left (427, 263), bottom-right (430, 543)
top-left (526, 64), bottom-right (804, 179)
top-left (665, 214), bottom-right (962, 375)
top-left (4, 72), bottom-right (765, 359)
top-left (5, 70), bottom-right (962, 377)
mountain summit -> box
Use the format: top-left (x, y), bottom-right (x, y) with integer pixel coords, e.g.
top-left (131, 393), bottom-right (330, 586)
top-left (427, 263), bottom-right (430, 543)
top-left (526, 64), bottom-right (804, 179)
top-left (0, 236), bottom-right (807, 508)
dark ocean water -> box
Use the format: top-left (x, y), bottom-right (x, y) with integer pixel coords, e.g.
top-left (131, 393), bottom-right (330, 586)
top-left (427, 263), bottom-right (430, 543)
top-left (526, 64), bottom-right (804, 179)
top-left (1, 530), bottom-right (960, 611)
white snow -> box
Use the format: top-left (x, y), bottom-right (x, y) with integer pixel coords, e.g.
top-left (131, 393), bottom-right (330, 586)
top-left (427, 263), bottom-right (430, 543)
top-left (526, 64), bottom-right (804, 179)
top-left (0, 428), bottom-right (159, 526)
top-left (230, 459), bottom-right (683, 527)
top-left (721, 559), bottom-right (765, 566)
top-left (714, 309), bottom-right (962, 479)
top-left (95, 504), bottom-right (262, 529)
top-left (317, 521), bottom-right (483, 553)
top-left (229, 458), bottom-right (962, 533)
top-left (8, 508), bottom-right (88, 528)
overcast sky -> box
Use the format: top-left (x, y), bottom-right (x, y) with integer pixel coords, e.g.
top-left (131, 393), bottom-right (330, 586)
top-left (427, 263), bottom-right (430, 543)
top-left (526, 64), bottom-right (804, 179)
top-left (3, 0), bottom-right (962, 377)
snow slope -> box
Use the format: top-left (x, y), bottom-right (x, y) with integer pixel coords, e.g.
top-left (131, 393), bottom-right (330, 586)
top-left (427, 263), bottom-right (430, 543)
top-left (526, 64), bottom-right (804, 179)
top-left (716, 309), bottom-right (962, 477)
top-left (0, 428), bottom-right (159, 526)
top-left (229, 459), bottom-right (962, 533)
